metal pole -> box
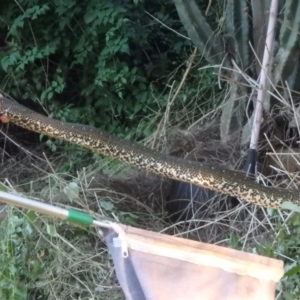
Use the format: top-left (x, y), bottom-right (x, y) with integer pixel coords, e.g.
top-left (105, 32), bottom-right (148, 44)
top-left (0, 191), bottom-right (112, 229)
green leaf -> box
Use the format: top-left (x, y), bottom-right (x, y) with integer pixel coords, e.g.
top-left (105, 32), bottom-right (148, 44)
top-left (285, 265), bottom-right (300, 277)
top-left (26, 210), bottom-right (37, 222)
top-left (134, 103), bottom-right (143, 113)
top-left (46, 224), bottom-right (57, 236)
top-left (9, 264), bottom-right (16, 275)
top-left (63, 182), bottom-right (79, 202)
top-left (47, 91), bottom-right (53, 100)
top-left (229, 232), bottom-right (241, 249)
top-left (24, 223), bottom-right (33, 235)
top-left (74, 35), bottom-right (86, 52)
top-left (1, 57), bottom-right (10, 72)
top-left (0, 182), bottom-right (7, 191)
top-left (117, 91), bottom-right (123, 99)
top-left (100, 200), bottom-right (114, 211)
top-left (84, 10), bottom-right (98, 24)
top-left (120, 212), bottom-right (139, 225)
top-left (14, 285), bottom-right (28, 299)
top-left (282, 291), bottom-right (296, 300)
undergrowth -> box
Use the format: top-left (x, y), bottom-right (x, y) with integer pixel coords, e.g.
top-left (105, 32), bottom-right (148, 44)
top-left (1, 79), bottom-right (300, 299)
top-left (0, 157), bottom-right (167, 300)
top-left (1, 88), bottom-right (300, 299)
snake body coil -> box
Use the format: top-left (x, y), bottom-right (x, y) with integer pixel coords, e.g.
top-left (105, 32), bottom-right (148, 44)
top-left (0, 96), bottom-right (300, 211)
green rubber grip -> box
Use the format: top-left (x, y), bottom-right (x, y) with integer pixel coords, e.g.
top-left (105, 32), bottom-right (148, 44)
top-left (66, 209), bottom-right (93, 226)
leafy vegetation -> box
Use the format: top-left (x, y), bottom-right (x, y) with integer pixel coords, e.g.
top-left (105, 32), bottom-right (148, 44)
top-left (0, 0), bottom-right (192, 135)
top-left (260, 215), bottom-right (300, 299)
top-left (0, 205), bottom-right (124, 300)
top-left (0, 0), bottom-right (221, 171)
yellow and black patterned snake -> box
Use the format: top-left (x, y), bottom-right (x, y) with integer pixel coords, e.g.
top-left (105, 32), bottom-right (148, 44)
top-left (0, 95), bottom-right (299, 212)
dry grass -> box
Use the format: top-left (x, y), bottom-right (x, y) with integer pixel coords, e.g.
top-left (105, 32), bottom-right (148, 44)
top-left (0, 150), bottom-right (167, 298)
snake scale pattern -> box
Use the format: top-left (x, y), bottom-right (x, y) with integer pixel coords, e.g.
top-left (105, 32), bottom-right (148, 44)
top-left (0, 95), bottom-right (300, 211)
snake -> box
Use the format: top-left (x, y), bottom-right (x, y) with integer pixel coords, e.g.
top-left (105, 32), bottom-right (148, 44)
top-left (0, 95), bottom-right (299, 212)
